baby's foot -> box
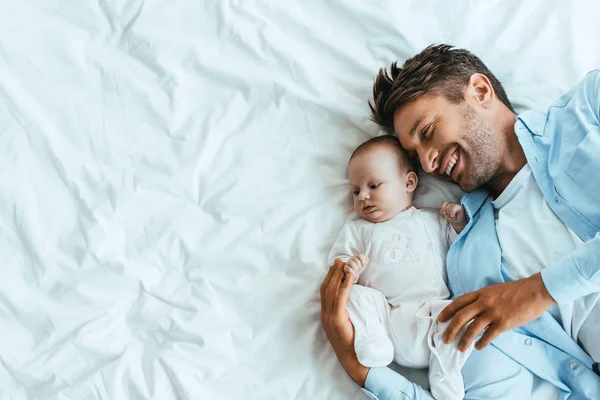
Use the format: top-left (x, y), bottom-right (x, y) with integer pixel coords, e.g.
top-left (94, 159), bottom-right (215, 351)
top-left (355, 334), bottom-right (394, 367)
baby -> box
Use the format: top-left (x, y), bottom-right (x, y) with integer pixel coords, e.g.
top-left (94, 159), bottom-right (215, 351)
top-left (328, 135), bottom-right (471, 400)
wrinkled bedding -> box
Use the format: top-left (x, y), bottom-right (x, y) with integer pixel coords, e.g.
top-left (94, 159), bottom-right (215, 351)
top-left (1, 1), bottom-right (599, 399)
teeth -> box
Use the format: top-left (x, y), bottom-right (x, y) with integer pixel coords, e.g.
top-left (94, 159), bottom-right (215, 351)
top-left (445, 152), bottom-right (458, 176)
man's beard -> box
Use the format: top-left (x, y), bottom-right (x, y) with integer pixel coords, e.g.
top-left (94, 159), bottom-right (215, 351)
top-left (458, 105), bottom-right (501, 192)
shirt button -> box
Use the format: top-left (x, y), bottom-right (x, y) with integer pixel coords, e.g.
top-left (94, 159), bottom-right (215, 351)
top-left (524, 338), bottom-right (532, 346)
top-left (570, 363), bottom-right (579, 371)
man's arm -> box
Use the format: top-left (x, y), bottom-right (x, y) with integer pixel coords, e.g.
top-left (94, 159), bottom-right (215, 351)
top-left (437, 273), bottom-right (555, 351)
top-left (437, 71), bottom-right (600, 351)
top-left (320, 260), bottom-right (434, 399)
top-left (320, 260), bottom-right (369, 385)
top-left (439, 234), bottom-right (600, 351)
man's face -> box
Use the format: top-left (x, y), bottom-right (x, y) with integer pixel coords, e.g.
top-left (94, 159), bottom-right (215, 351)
top-left (393, 94), bottom-right (502, 192)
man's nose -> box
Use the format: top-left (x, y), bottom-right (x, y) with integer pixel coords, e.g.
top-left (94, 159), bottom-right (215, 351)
top-left (420, 148), bottom-right (439, 174)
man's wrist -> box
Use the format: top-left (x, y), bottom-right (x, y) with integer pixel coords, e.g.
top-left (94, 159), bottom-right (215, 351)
top-left (339, 353), bottom-right (369, 387)
top-left (532, 272), bottom-right (555, 307)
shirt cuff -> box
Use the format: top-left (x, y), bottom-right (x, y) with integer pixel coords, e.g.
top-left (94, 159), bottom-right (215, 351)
top-left (541, 253), bottom-right (597, 304)
top-left (363, 367), bottom-right (409, 400)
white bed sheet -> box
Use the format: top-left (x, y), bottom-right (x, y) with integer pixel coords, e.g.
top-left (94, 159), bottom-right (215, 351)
top-left (0, 1), bottom-right (599, 399)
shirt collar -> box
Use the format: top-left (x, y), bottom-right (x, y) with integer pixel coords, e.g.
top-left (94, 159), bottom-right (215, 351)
top-left (516, 110), bottom-right (548, 137)
top-left (460, 189), bottom-right (490, 221)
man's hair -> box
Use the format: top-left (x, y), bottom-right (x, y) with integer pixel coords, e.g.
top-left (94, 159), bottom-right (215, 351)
top-left (369, 44), bottom-right (515, 133)
top-left (350, 135), bottom-right (415, 173)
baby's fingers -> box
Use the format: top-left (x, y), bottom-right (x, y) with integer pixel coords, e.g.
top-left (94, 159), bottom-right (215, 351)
top-left (347, 259), bottom-right (359, 273)
top-left (449, 207), bottom-right (458, 218)
top-left (357, 254), bottom-right (369, 266)
top-left (440, 202), bottom-right (449, 216)
top-left (450, 203), bottom-right (464, 219)
top-left (343, 264), bottom-right (357, 277)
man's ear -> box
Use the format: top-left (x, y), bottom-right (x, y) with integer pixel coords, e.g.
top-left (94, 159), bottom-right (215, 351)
top-left (405, 171), bottom-right (418, 193)
top-left (467, 73), bottom-right (494, 109)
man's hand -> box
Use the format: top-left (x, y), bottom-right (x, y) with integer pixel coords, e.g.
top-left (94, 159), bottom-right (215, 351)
top-left (320, 259), bottom-right (369, 387)
top-left (438, 273), bottom-right (556, 351)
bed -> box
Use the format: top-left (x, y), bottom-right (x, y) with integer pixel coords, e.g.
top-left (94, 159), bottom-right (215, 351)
top-left (1, 1), bottom-right (599, 399)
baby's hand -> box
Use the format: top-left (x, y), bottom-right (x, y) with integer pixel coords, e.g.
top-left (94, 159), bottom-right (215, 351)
top-left (440, 201), bottom-right (467, 227)
top-left (344, 254), bottom-right (369, 279)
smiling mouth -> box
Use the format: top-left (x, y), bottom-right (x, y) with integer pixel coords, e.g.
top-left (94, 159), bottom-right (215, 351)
top-left (441, 147), bottom-right (460, 182)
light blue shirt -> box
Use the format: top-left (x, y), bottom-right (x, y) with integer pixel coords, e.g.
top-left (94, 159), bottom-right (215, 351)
top-left (363, 70), bottom-right (600, 399)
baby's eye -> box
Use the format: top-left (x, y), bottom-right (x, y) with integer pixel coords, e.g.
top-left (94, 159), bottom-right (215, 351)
top-left (353, 190), bottom-right (360, 196)
top-left (369, 183), bottom-right (380, 190)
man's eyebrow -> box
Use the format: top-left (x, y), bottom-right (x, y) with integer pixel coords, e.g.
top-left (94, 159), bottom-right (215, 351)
top-left (409, 116), bottom-right (424, 138)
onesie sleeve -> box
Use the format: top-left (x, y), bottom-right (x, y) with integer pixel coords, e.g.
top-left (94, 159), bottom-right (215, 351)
top-left (438, 212), bottom-right (459, 246)
top-left (327, 221), bottom-right (364, 279)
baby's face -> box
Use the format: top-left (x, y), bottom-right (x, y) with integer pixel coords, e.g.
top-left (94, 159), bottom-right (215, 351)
top-left (348, 146), bottom-right (413, 223)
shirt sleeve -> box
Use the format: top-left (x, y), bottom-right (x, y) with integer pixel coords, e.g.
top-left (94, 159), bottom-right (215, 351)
top-left (363, 367), bottom-right (435, 400)
top-left (584, 69), bottom-right (600, 119)
top-left (541, 232), bottom-right (600, 304)
top-left (541, 72), bottom-right (600, 304)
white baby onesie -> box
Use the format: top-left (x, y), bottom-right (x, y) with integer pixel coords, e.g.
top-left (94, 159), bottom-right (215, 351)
top-left (328, 207), bottom-right (472, 400)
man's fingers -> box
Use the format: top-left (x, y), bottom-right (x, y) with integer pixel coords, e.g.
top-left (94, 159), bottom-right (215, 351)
top-left (334, 272), bottom-right (354, 315)
top-left (325, 263), bottom-right (344, 312)
top-left (475, 323), bottom-right (503, 350)
top-left (438, 292), bottom-right (478, 322)
top-left (458, 314), bottom-right (491, 352)
top-left (443, 302), bottom-right (482, 344)
top-left (320, 263), bottom-right (337, 311)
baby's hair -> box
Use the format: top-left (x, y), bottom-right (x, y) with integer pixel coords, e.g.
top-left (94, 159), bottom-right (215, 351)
top-left (350, 135), bottom-right (416, 173)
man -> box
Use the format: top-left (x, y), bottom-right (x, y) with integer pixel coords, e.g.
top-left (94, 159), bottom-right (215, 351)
top-left (321, 44), bottom-right (600, 399)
